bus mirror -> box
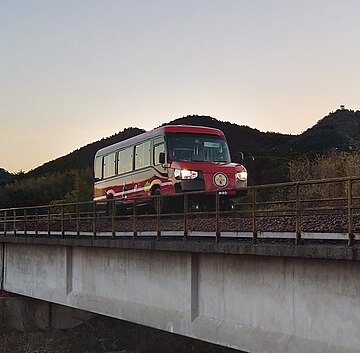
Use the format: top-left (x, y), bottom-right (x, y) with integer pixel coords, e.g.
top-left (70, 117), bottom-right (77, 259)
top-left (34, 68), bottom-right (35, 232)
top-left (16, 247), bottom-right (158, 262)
top-left (232, 152), bottom-right (244, 164)
top-left (239, 152), bottom-right (244, 164)
top-left (159, 152), bottom-right (166, 164)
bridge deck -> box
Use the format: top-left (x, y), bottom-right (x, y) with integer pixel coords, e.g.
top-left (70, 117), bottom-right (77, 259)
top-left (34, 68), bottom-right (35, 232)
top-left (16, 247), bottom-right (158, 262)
top-left (1, 232), bottom-right (359, 261)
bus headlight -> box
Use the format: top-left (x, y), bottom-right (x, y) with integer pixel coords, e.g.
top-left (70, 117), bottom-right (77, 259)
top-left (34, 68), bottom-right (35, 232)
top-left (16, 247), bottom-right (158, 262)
top-left (174, 169), bottom-right (198, 180)
top-left (236, 171), bottom-right (247, 181)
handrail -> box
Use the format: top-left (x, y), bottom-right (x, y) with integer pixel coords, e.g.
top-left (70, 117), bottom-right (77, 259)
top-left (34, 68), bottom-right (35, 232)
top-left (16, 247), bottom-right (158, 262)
top-left (0, 176), bottom-right (359, 245)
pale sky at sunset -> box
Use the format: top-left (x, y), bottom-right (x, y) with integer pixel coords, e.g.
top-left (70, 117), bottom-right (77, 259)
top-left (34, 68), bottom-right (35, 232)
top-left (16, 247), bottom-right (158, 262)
top-left (1, 0), bottom-right (359, 173)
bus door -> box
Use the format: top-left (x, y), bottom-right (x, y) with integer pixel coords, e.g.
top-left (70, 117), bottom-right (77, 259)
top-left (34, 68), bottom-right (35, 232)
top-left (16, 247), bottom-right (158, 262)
top-left (152, 137), bottom-right (170, 192)
top-left (153, 137), bottom-right (166, 173)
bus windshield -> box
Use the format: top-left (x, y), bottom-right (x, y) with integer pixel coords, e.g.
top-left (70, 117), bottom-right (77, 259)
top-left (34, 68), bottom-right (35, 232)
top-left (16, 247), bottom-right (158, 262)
top-left (166, 133), bottom-right (231, 163)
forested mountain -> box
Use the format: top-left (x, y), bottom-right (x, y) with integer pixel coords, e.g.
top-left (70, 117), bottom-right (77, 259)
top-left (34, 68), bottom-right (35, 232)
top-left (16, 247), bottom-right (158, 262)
top-left (22, 109), bottom-right (360, 178)
top-left (165, 115), bottom-right (293, 154)
top-left (1, 108), bottom-right (359, 207)
top-left (0, 169), bottom-right (13, 185)
top-left (289, 109), bottom-right (360, 153)
top-left (27, 127), bottom-right (145, 177)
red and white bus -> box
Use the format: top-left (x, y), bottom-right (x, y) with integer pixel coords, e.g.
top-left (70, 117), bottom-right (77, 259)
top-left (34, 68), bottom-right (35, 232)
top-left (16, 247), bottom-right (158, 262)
top-left (93, 125), bottom-right (247, 212)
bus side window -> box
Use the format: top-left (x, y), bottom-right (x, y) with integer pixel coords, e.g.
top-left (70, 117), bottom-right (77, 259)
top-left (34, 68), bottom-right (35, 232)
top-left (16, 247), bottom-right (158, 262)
top-left (103, 153), bottom-right (116, 178)
top-left (135, 141), bottom-right (151, 170)
top-left (94, 156), bottom-right (103, 181)
top-left (154, 143), bottom-right (165, 165)
top-left (119, 147), bottom-right (134, 174)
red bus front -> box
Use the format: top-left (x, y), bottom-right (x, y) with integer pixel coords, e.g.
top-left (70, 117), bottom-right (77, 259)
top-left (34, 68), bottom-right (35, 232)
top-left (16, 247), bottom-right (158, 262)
top-left (163, 130), bottom-right (247, 209)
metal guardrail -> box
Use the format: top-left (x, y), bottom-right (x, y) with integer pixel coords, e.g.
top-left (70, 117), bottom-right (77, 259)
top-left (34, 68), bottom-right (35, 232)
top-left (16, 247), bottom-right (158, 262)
top-left (0, 176), bottom-right (359, 245)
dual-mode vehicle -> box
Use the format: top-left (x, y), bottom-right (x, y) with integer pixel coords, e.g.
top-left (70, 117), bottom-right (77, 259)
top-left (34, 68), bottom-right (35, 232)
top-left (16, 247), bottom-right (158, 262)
top-left (93, 125), bottom-right (247, 212)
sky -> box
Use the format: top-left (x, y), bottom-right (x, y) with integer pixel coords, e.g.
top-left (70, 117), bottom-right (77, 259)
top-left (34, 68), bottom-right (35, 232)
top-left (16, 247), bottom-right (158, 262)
top-left (1, 0), bottom-right (359, 173)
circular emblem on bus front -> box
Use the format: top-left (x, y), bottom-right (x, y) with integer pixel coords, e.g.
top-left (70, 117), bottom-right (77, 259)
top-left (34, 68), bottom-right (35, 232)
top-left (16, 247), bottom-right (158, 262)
top-left (213, 173), bottom-right (228, 188)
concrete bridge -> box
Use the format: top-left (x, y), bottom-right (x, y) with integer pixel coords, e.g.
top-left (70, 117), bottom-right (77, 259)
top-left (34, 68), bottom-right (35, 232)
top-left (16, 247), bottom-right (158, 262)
top-left (1, 177), bottom-right (360, 352)
top-left (1, 235), bottom-right (360, 353)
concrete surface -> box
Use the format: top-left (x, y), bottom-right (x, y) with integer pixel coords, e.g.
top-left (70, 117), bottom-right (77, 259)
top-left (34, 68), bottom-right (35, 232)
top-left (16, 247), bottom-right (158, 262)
top-left (1, 240), bottom-right (360, 353)
top-left (1, 235), bottom-right (360, 261)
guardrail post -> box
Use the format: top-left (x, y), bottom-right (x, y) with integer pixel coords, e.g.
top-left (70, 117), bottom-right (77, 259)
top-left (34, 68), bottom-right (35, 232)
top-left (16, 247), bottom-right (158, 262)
top-left (24, 208), bottom-right (27, 237)
top-left (156, 195), bottom-right (161, 241)
top-left (76, 203), bottom-right (80, 238)
top-left (111, 200), bottom-right (116, 238)
top-left (132, 199), bottom-right (137, 239)
top-left (47, 206), bottom-right (51, 237)
top-left (3, 210), bottom-right (7, 237)
top-left (183, 194), bottom-right (188, 240)
top-left (295, 182), bottom-right (301, 245)
top-left (215, 192), bottom-right (220, 243)
top-left (348, 178), bottom-right (354, 246)
top-left (92, 202), bottom-right (97, 238)
top-left (35, 208), bottom-right (38, 237)
top-left (61, 205), bottom-right (65, 238)
top-left (252, 189), bottom-right (257, 244)
top-left (13, 209), bottom-right (17, 236)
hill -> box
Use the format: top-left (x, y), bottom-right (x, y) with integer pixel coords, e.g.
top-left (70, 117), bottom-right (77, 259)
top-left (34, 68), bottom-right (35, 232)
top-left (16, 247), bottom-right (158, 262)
top-left (24, 109), bottom-right (360, 180)
top-left (165, 115), bottom-right (292, 155)
top-left (289, 109), bottom-right (360, 153)
top-left (20, 109), bottom-right (360, 183)
top-left (1, 108), bottom-right (360, 207)
top-left (24, 115), bottom-right (295, 186)
top-left (27, 127), bottom-right (145, 177)
top-left (0, 168), bottom-right (13, 185)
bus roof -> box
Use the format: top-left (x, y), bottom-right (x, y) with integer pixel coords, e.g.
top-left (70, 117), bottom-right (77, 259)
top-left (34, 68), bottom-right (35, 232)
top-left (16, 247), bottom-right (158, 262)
top-left (95, 125), bottom-right (225, 157)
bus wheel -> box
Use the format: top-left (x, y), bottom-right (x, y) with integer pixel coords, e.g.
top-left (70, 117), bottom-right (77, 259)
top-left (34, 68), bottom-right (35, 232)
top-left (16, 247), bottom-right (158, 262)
top-left (220, 199), bottom-right (235, 211)
top-left (105, 201), bottom-right (114, 216)
top-left (188, 199), bottom-right (201, 213)
top-left (153, 188), bottom-right (165, 214)
top-left (107, 201), bottom-right (126, 217)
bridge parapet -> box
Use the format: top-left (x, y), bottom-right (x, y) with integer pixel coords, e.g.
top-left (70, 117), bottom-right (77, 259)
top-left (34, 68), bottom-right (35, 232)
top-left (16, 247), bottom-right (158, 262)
top-left (0, 177), bottom-right (359, 246)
